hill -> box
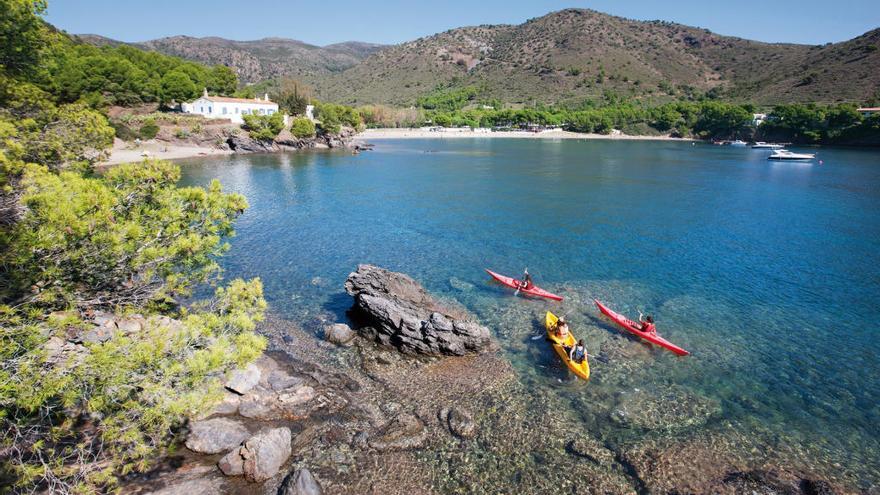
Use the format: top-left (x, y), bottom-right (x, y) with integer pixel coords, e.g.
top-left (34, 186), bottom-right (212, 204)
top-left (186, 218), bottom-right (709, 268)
top-left (315, 9), bottom-right (880, 106)
top-left (76, 34), bottom-right (385, 84)
top-left (78, 9), bottom-right (880, 106)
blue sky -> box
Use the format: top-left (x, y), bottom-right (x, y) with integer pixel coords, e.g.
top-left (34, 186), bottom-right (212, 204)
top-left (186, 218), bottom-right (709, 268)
top-left (45, 0), bottom-right (880, 46)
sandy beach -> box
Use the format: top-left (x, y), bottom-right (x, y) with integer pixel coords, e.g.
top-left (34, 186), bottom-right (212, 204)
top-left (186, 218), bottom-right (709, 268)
top-left (356, 127), bottom-right (694, 141)
top-left (101, 138), bottom-right (232, 166)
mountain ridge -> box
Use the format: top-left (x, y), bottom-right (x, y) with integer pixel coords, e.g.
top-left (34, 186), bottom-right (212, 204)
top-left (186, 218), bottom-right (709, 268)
top-left (77, 9), bottom-right (880, 105)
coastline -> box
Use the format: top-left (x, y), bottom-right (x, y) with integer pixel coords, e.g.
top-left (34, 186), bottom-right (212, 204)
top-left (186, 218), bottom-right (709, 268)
top-left (356, 127), bottom-right (695, 141)
top-left (101, 138), bottom-right (232, 166)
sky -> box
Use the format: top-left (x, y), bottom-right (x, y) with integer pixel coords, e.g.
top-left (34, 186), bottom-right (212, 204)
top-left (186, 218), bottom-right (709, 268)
top-left (45, 0), bottom-right (880, 46)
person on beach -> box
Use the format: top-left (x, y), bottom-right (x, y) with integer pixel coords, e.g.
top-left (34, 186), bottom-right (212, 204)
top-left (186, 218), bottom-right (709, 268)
top-left (555, 317), bottom-right (571, 340)
top-left (569, 339), bottom-right (587, 364)
top-left (638, 312), bottom-right (656, 333)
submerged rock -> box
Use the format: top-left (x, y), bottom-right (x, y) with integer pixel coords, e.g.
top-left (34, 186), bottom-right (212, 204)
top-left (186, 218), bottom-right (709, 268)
top-left (185, 418), bottom-right (249, 454)
top-left (279, 468), bottom-right (322, 495)
top-left (610, 386), bottom-right (720, 431)
top-left (566, 437), bottom-right (615, 466)
top-left (344, 264), bottom-right (492, 356)
top-left (439, 406), bottom-right (477, 439)
top-left (323, 323), bottom-right (356, 346)
top-left (368, 413), bottom-right (427, 451)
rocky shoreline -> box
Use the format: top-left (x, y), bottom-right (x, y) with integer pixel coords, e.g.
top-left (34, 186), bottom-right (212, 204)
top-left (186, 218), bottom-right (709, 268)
top-left (124, 266), bottom-right (856, 495)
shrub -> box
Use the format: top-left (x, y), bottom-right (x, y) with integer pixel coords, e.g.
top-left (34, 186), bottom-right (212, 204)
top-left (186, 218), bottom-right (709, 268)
top-left (241, 112), bottom-right (284, 141)
top-left (139, 118), bottom-right (160, 140)
top-left (290, 116), bottom-right (316, 138)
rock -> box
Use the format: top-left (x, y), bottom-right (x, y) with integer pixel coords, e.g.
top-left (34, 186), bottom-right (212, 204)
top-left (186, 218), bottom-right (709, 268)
top-left (610, 386), bottom-right (720, 431)
top-left (79, 324), bottom-right (115, 344)
top-left (344, 264), bottom-right (492, 356)
top-left (226, 133), bottom-right (278, 153)
top-left (278, 385), bottom-right (316, 408)
top-left (226, 363), bottom-right (261, 395)
top-left (185, 418), bottom-right (250, 454)
top-left (116, 317), bottom-right (144, 334)
top-left (212, 392), bottom-right (241, 415)
top-left (368, 413), bottom-right (427, 451)
top-left (323, 323), bottom-right (356, 346)
top-left (267, 370), bottom-right (304, 392)
top-left (352, 431), bottom-right (369, 449)
top-left (241, 427), bottom-right (292, 482)
top-left (218, 448), bottom-right (245, 476)
top-left (146, 476), bottom-right (225, 495)
top-left (440, 406), bottom-right (477, 439)
top-left (566, 437), bottom-right (615, 466)
top-left (238, 388), bottom-right (278, 420)
top-left (279, 468), bottom-right (322, 495)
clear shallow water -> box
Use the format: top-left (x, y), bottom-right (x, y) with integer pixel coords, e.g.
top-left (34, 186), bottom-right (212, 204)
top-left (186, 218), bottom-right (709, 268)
top-left (179, 139), bottom-right (880, 487)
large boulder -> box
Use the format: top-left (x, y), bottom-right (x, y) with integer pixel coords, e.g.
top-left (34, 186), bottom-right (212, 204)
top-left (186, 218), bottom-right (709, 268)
top-left (241, 427), bottom-right (292, 482)
top-left (323, 323), bottom-right (356, 346)
top-left (344, 264), bottom-right (492, 356)
top-left (185, 418), bottom-right (250, 454)
top-left (226, 363), bottom-right (261, 395)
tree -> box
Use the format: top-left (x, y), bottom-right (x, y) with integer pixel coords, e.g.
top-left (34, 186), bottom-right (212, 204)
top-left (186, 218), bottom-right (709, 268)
top-left (274, 78), bottom-right (311, 116)
top-left (207, 65), bottom-right (237, 95)
top-left (290, 116), bottom-right (315, 138)
top-left (0, 0), bottom-right (48, 78)
top-left (241, 112), bottom-right (284, 141)
top-left (160, 70), bottom-right (197, 105)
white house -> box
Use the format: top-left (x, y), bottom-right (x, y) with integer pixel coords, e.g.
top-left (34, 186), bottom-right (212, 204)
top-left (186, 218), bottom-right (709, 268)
top-left (182, 89), bottom-right (280, 124)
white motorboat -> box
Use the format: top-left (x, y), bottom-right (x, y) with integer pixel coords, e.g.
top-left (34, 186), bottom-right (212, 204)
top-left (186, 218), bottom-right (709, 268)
top-left (768, 149), bottom-right (815, 161)
top-left (730, 140), bottom-right (747, 147)
top-left (752, 142), bottom-right (784, 149)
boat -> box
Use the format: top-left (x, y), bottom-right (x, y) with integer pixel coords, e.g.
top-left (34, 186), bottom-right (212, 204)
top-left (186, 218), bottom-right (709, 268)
top-left (729, 140), bottom-right (747, 147)
top-left (594, 300), bottom-right (690, 356)
top-left (545, 311), bottom-right (590, 380)
top-left (752, 142), bottom-right (784, 149)
top-left (768, 149), bottom-right (815, 161)
top-left (485, 269), bottom-right (563, 301)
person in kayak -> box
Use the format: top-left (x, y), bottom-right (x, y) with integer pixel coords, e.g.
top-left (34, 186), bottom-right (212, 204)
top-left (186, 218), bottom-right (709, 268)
top-left (555, 317), bottom-right (570, 340)
top-left (519, 268), bottom-right (533, 290)
top-left (569, 339), bottom-right (587, 364)
top-left (638, 312), bottom-right (656, 333)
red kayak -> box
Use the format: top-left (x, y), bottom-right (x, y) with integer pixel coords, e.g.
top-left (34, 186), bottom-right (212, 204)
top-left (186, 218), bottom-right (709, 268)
top-left (594, 299), bottom-right (689, 356)
top-left (485, 269), bottom-right (563, 301)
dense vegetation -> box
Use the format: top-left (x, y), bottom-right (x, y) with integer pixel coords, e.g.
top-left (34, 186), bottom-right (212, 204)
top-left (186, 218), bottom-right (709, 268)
top-left (1, 1), bottom-right (266, 492)
top-left (357, 84), bottom-right (879, 144)
top-left (242, 112), bottom-right (285, 141)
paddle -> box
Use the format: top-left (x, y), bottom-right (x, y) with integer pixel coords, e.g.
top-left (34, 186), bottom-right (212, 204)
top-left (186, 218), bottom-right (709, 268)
top-left (514, 267), bottom-right (528, 296)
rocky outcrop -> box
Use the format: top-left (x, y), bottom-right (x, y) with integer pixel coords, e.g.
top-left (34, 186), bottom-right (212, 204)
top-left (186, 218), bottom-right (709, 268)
top-left (225, 363), bottom-right (261, 395)
top-left (185, 418), bottom-right (250, 454)
top-left (344, 264), bottom-right (492, 355)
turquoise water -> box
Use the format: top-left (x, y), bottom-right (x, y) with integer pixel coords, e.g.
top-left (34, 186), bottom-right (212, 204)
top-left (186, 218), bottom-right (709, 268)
top-left (179, 139), bottom-right (880, 488)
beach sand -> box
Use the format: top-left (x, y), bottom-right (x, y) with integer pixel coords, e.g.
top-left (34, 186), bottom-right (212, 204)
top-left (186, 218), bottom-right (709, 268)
top-left (356, 128), bottom-right (694, 141)
top-left (101, 138), bottom-right (232, 166)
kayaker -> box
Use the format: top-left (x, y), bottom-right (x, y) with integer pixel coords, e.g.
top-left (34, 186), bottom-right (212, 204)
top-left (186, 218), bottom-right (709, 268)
top-left (520, 268), bottom-right (533, 290)
top-left (638, 312), bottom-right (656, 333)
top-left (555, 317), bottom-right (570, 340)
top-left (569, 339), bottom-right (587, 364)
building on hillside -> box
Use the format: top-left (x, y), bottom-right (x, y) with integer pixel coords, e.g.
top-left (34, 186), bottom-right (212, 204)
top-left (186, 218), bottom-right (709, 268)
top-left (857, 107), bottom-right (880, 117)
top-left (752, 113), bottom-right (767, 126)
top-left (182, 89), bottom-right (280, 124)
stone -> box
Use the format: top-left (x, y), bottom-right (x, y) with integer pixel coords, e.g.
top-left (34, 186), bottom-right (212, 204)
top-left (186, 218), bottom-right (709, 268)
top-left (185, 418), bottom-right (250, 454)
top-left (241, 427), bottom-right (292, 482)
top-left (238, 389), bottom-right (278, 420)
top-left (344, 264), bottom-right (492, 356)
top-left (352, 431), bottom-right (369, 449)
top-left (268, 370), bottom-right (304, 392)
top-left (146, 476), bottom-right (225, 495)
top-left (226, 363), bottom-right (261, 395)
top-left (323, 323), bottom-right (356, 346)
top-left (79, 324), bottom-right (115, 344)
top-left (368, 413), bottom-right (427, 451)
top-left (278, 385), bottom-right (316, 408)
top-left (116, 317), bottom-right (144, 334)
top-left (441, 406), bottom-right (477, 439)
top-left (212, 392), bottom-right (242, 415)
top-left (279, 468), bottom-right (322, 495)
top-left (218, 448), bottom-right (245, 476)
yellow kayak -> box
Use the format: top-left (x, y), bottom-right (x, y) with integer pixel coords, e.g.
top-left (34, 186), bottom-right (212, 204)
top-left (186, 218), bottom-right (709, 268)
top-left (545, 311), bottom-right (590, 381)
